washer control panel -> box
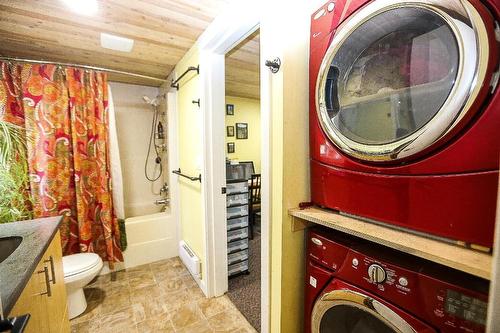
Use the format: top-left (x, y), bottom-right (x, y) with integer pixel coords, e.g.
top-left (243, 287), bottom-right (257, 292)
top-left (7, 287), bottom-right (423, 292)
top-left (308, 228), bottom-right (489, 333)
top-left (341, 250), bottom-right (418, 301)
top-left (368, 263), bottom-right (386, 284)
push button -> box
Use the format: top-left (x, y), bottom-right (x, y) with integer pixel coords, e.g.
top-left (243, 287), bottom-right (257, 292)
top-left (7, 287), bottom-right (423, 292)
top-left (398, 277), bottom-right (408, 286)
top-left (327, 2), bottom-right (335, 12)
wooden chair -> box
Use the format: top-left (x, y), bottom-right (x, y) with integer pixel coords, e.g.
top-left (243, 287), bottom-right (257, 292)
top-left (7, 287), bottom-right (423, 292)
top-left (248, 174), bottom-right (261, 239)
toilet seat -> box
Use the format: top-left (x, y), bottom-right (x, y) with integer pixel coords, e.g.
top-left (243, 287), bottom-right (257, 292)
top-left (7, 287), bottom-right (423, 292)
top-left (63, 253), bottom-right (102, 278)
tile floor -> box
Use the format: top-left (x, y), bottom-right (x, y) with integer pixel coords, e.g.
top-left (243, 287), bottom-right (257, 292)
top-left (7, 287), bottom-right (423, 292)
top-left (70, 257), bottom-right (257, 333)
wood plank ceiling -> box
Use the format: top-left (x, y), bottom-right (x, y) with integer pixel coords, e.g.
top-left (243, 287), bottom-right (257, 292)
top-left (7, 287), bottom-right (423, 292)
top-left (0, 0), bottom-right (229, 86)
top-left (225, 30), bottom-right (260, 100)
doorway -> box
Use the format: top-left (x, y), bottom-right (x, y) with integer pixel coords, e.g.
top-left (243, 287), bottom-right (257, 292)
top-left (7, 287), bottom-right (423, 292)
top-left (197, 5), bottom-right (268, 332)
top-left (224, 29), bottom-right (261, 331)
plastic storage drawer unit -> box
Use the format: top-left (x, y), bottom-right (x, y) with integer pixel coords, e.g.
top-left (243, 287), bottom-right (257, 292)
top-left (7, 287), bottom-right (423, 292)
top-left (227, 182), bottom-right (249, 195)
top-left (227, 205), bottom-right (249, 219)
top-left (227, 216), bottom-right (249, 231)
top-left (227, 227), bottom-right (249, 243)
top-left (228, 249), bottom-right (249, 265)
top-left (228, 260), bottom-right (249, 277)
top-left (227, 193), bottom-right (249, 207)
top-left (227, 239), bottom-right (249, 254)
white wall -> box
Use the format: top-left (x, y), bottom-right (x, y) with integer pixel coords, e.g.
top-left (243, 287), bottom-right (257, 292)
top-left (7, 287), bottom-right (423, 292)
top-left (109, 82), bottom-right (167, 217)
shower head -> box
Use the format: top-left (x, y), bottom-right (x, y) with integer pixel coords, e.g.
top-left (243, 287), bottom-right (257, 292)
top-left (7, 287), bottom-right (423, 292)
top-left (143, 94), bottom-right (165, 107)
top-left (143, 95), bottom-right (157, 105)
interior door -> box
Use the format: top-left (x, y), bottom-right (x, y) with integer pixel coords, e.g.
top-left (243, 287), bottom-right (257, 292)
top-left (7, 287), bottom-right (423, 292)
top-left (316, 0), bottom-right (491, 162)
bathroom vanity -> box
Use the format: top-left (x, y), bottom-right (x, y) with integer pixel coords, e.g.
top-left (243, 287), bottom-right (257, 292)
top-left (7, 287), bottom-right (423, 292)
top-left (0, 217), bottom-right (70, 333)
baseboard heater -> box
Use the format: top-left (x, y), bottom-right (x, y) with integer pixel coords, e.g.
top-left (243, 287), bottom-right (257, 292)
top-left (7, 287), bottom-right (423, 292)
top-left (179, 241), bottom-right (201, 279)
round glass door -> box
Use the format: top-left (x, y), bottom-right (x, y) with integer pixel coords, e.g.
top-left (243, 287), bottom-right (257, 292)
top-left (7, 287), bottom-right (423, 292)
top-left (316, 0), bottom-right (490, 162)
top-left (311, 290), bottom-right (420, 333)
top-left (327, 7), bottom-right (458, 145)
top-left (319, 305), bottom-right (397, 333)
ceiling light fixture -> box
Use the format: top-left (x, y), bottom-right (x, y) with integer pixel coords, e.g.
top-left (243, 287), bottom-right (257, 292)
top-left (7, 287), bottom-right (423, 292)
top-left (100, 33), bottom-right (134, 52)
top-left (61, 0), bottom-right (98, 16)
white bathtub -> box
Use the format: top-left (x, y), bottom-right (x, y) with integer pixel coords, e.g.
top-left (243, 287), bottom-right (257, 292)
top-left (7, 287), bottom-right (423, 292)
top-left (120, 210), bottom-right (178, 269)
top-left (100, 210), bottom-right (177, 274)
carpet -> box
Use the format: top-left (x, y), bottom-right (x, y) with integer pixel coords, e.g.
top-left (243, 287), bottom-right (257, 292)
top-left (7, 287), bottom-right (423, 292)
top-left (227, 232), bottom-right (261, 332)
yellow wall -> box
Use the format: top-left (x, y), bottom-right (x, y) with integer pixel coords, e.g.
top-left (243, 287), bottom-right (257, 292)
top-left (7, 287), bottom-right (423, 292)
top-left (175, 46), bottom-right (206, 278)
top-left (262, 1), bottom-right (315, 332)
top-left (224, 96), bottom-right (261, 172)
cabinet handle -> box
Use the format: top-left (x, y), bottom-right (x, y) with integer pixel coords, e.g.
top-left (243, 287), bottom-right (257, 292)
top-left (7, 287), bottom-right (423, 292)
top-left (37, 266), bottom-right (52, 297)
top-left (44, 256), bottom-right (56, 284)
top-left (311, 237), bottom-right (323, 246)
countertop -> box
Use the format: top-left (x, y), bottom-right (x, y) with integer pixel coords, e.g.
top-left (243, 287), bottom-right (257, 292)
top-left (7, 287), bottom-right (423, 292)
top-left (289, 206), bottom-right (492, 280)
top-left (0, 216), bottom-right (62, 317)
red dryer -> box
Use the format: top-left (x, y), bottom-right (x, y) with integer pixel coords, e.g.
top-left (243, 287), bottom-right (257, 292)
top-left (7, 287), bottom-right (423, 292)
top-left (304, 227), bottom-right (490, 333)
top-left (309, 0), bottom-right (500, 247)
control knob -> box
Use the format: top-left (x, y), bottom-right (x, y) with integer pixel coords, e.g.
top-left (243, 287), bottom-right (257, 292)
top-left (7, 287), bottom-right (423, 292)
top-left (368, 263), bottom-right (386, 284)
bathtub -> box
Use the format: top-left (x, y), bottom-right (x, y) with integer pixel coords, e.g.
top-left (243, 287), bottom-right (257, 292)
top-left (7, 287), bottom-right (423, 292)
top-left (120, 209), bottom-right (178, 269)
top-left (93, 209), bottom-right (177, 274)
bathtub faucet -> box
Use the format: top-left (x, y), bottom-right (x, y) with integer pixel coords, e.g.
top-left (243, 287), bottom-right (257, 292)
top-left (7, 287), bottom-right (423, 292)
top-left (160, 183), bottom-right (169, 196)
top-left (155, 198), bottom-right (170, 205)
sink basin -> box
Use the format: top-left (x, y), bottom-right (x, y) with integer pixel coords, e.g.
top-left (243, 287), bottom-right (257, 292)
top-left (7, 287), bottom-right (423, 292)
top-left (0, 236), bottom-right (22, 264)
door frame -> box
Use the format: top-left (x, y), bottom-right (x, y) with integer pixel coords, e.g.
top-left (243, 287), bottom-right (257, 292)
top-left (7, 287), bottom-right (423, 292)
top-left (197, 4), bottom-right (271, 332)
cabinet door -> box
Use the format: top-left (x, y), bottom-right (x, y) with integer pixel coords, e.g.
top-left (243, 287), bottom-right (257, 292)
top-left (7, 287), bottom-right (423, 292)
top-left (10, 231), bottom-right (70, 333)
top-left (43, 232), bottom-right (70, 333)
top-left (9, 260), bottom-right (46, 333)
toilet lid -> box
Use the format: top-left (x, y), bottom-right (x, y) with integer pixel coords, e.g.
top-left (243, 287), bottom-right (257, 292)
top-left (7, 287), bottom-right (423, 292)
top-left (63, 253), bottom-right (101, 277)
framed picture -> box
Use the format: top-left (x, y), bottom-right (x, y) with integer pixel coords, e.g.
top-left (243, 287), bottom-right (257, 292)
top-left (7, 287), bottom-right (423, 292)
top-left (227, 126), bottom-right (235, 137)
top-left (227, 142), bottom-right (235, 154)
top-left (226, 104), bottom-right (234, 115)
top-left (236, 123), bottom-right (248, 139)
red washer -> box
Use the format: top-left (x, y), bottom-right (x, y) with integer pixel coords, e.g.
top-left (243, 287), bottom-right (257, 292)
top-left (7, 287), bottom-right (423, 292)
top-left (305, 227), bottom-right (490, 333)
top-left (309, 0), bottom-right (500, 247)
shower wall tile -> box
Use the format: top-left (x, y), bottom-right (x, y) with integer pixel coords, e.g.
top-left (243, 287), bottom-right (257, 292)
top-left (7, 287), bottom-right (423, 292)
top-left (109, 82), bottom-right (168, 218)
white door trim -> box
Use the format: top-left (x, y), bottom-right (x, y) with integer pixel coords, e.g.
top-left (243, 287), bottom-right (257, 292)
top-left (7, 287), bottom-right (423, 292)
top-left (200, 50), bottom-right (228, 296)
top-left (166, 89), bottom-right (181, 251)
top-left (198, 3), bottom-right (270, 333)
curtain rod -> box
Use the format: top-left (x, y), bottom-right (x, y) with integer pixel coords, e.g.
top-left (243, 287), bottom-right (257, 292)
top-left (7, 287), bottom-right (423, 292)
top-left (0, 56), bottom-right (168, 83)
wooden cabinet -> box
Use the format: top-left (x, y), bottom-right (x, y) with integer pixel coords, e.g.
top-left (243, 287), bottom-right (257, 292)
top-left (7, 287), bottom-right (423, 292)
top-left (10, 231), bottom-right (70, 333)
top-left (8, 259), bottom-right (45, 332)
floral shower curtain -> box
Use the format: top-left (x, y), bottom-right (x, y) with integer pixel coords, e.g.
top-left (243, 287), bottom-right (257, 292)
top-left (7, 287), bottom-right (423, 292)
top-left (0, 62), bottom-right (122, 264)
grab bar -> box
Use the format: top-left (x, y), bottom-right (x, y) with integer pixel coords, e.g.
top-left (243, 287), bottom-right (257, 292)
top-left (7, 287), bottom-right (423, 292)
top-left (170, 65), bottom-right (199, 90)
top-left (172, 168), bottom-right (202, 182)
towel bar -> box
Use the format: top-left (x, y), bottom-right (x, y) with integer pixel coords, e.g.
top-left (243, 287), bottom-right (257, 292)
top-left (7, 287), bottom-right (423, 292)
top-left (172, 168), bottom-right (201, 182)
top-left (170, 65), bottom-right (199, 90)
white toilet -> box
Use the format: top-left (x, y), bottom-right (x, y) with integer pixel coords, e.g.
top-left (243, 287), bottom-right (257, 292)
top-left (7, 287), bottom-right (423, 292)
top-left (62, 253), bottom-right (103, 319)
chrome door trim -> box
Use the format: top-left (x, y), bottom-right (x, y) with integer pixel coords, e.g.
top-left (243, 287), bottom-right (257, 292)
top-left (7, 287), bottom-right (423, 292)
top-left (311, 289), bottom-right (417, 333)
top-left (315, 0), bottom-right (491, 162)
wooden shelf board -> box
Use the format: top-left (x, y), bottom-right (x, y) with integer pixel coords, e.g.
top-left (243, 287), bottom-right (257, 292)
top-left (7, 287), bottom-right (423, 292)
top-left (289, 206), bottom-right (492, 280)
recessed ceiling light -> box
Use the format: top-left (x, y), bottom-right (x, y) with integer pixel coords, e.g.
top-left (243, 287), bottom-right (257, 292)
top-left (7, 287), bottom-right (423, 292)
top-left (61, 0), bottom-right (98, 16)
top-left (100, 33), bottom-right (134, 53)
